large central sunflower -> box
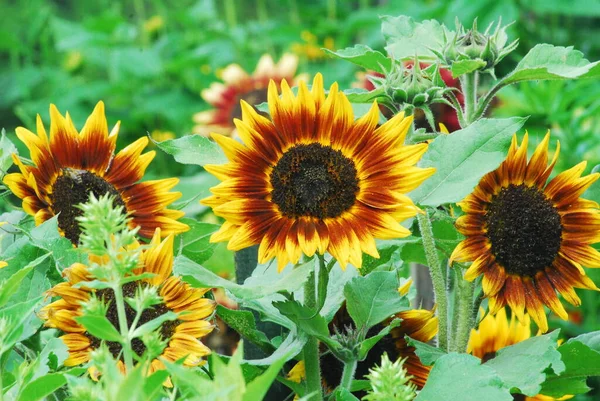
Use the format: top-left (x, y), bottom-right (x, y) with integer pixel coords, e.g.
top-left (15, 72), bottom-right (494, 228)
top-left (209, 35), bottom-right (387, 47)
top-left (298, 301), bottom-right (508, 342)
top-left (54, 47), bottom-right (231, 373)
top-left (40, 229), bottom-right (216, 375)
top-left (451, 133), bottom-right (600, 332)
top-left (3, 102), bottom-right (188, 244)
top-left (202, 74), bottom-right (435, 270)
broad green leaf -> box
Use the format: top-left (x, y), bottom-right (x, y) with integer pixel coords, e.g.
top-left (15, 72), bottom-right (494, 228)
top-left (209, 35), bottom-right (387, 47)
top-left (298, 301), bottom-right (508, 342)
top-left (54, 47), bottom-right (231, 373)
top-left (324, 45), bottom-right (391, 73)
top-left (131, 311), bottom-right (178, 338)
top-left (174, 255), bottom-right (312, 300)
top-left (406, 337), bottom-right (447, 366)
top-left (143, 369), bottom-right (170, 400)
top-left (29, 216), bottom-right (87, 269)
top-left (416, 353), bottom-right (512, 401)
top-left (344, 87), bottom-right (386, 104)
top-left (331, 387), bottom-right (360, 401)
top-left (75, 315), bottom-right (122, 342)
top-left (358, 318), bottom-right (401, 360)
top-left (0, 296), bottom-right (43, 353)
top-left (211, 347), bottom-right (246, 401)
top-left (0, 260), bottom-right (38, 308)
top-left (114, 363), bottom-right (146, 401)
top-left (164, 360), bottom-right (218, 401)
top-left (245, 329), bottom-right (307, 366)
top-left (153, 134), bottom-right (227, 166)
top-left (16, 373), bottom-right (67, 401)
top-left (409, 117), bottom-right (528, 207)
top-left (33, 338), bottom-right (69, 379)
top-left (178, 219), bottom-right (220, 265)
top-left (216, 305), bottom-right (274, 353)
top-left (485, 331), bottom-right (564, 396)
top-left (381, 15), bottom-right (445, 60)
top-left (243, 351), bottom-right (292, 401)
top-left (344, 271), bottom-right (410, 329)
top-left (0, 128), bottom-right (17, 175)
top-left (451, 59), bottom-right (487, 78)
top-left (503, 44), bottom-right (600, 85)
top-left (569, 331), bottom-right (600, 351)
top-left (540, 334), bottom-right (600, 397)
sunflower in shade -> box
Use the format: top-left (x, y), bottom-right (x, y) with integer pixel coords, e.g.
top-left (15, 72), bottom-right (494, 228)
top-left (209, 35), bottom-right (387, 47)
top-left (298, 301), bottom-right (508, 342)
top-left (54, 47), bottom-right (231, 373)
top-left (192, 54), bottom-right (307, 137)
top-left (202, 74), bottom-right (435, 271)
top-left (288, 306), bottom-right (438, 395)
top-left (451, 132), bottom-right (600, 332)
top-left (468, 308), bottom-right (572, 401)
top-left (3, 102), bottom-right (188, 245)
top-left (40, 229), bottom-right (216, 376)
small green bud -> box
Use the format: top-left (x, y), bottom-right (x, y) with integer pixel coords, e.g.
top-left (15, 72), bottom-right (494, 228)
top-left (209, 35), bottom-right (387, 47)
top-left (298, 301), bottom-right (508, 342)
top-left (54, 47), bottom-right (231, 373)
top-left (82, 293), bottom-right (109, 317)
top-left (363, 354), bottom-right (416, 401)
top-left (126, 284), bottom-right (162, 314)
top-left (141, 330), bottom-right (168, 360)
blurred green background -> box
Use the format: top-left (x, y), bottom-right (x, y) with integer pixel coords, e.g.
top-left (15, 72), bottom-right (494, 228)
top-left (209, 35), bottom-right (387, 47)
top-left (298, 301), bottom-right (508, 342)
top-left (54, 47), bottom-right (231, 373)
top-left (1, 3), bottom-right (599, 396)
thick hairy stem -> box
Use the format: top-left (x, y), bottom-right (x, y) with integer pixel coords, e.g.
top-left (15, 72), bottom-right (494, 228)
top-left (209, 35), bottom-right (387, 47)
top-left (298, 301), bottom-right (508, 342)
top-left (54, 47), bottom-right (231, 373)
top-left (416, 211), bottom-right (448, 351)
top-left (303, 259), bottom-right (323, 400)
top-left (113, 283), bottom-right (134, 371)
top-left (340, 359), bottom-right (358, 390)
top-left (453, 277), bottom-right (476, 353)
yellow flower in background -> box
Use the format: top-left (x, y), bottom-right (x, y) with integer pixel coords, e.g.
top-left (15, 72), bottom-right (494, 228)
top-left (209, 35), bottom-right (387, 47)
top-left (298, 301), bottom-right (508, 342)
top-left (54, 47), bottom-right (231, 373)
top-left (150, 129), bottom-right (176, 143)
top-left (291, 30), bottom-right (335, 61)
top-left (40, 229), bottom-right (216, 377)
top-left (468, 309), bottom-right (572, 401)
top-left (144, 15), bottom-right (165, 33)
top-left (451, 133), bottom-right (600, 332)
top-left (3, 102), bottom-right (189, 245)
top-left (192, 53), bottom-right (307, 137)
top-left (202, 74), bottom-right (434, 271)
top-left (63, 51), bottom-right (83, 72)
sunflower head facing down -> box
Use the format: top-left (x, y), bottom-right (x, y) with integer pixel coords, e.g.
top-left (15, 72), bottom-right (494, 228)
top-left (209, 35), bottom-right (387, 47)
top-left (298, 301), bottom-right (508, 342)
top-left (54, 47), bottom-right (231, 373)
top-left (202, 74), bottom-right (435, 271)
top-left (3, 102), bottom-right (189, 245)
top-left (451, 133), bottom-right (600, 332)
top-left (193, 53), bottom-right (307, 137)
top-left (40, 229), bottom-right (216, 376)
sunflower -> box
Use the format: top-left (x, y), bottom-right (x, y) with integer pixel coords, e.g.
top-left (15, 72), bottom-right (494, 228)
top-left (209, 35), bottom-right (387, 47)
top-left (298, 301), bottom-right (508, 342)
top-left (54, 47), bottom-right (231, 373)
top-left (39, 229), bottom-right (216, 376)
top-left (468, 308), bottom-right (572, 401)
top-left (288, 307), bottom-right (438, 394)
top-left (192, 54), bottom-right (307, 137)
top-left (451, 133), bottom-right (600, 332)
top-left (202, 74), bottom-right (435, 270)
top-left (3, 102), bottom-right (189, 245)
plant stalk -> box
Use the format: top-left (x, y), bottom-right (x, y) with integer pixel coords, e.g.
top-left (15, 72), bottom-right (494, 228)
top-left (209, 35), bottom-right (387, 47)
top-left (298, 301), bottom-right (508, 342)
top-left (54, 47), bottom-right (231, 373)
top-left (303, 258), bottom-right (323, 401)
top-left (340, 359), bottom-right (358, 390)
top-left (460, 72), bottom-right (478, 125)
top-left (113, 283), bottom-right (134, 371)
top-left (224, 0), bottom-right (237, 29)
top-left (453, 276), bottom-right (475, 353)
top-left (416, 211), bottom-right (448, 351)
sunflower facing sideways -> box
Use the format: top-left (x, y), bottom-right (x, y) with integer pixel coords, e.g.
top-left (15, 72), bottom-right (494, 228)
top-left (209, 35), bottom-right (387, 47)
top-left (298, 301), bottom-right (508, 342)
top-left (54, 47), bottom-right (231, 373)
top-left (468, 308), bottom-right (571, 401)
top-left (192, 53), bottom-right (308, 137)
top-left (3, 102), bottom-right (188, 244)
top-left (40, 229), bottom-right (216, 376)
top-left (451, 132), bottom-right (600, 332)
top-left (202, 74), bottom-right (435, 270)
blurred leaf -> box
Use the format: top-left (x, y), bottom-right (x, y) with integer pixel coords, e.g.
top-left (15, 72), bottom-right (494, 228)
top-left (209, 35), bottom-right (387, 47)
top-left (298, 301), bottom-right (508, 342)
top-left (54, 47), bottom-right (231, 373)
top-left (216, 305), bottom-right (274, 353)
top-left (409, 117), bottom-right (528, 207)
top-left (154, 134), bottom-right (227, 166)
top-left (143, 369), bottom-right (170, 400)
top-left (416, 353), bottom-right (511, 401)
top-left (75, 315), bottom-right (122, 342)
top-left (406, 337), bottom-right (447, 366)
top-left (245, 329), bottom-right (306, 366)
top-left (0, 296), bottom-right (43, 354)
top-left (331, 387), bottom-right (360, 401)
top-left (381, 16), bottom-right (445, 60)
top-left (344, 87), bottom-right (386, 103)
top-left (324, 45), bottom-right (391, 73)
top-left (16, 373), bottom-right (67, 401)
top-left (451, 59), bottom-right (487, 78)
top-left (242, 349), bottom-right (293, 401)
top-left (0, 129), bottom-right (17, 175)
top-left (114, 362), bottom-right (146, 401)
top-left (485, 331), bottom-right (564, 396)
top-left (344, 271), bottom-right (410, 329)
top-left (503, 44), bottom-right (600, 85)
top-left (131, 311), bottom-right (178, 338)
top-left (178, 219), bottom-right (220, 265)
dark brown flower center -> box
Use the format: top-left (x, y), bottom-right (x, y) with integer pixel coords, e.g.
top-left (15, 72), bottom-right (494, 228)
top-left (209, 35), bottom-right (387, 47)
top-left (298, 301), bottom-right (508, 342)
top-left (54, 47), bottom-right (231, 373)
top-left (88, 281), bottom-right (178, 358)
top-left (484, 184), bottom-right (562, 277)
top-left (231, 88), bottom-right (269, 121)
top-left (51, 168), bottom-right (125, 245)
top-left (270, 143), bottom-right (359, 219)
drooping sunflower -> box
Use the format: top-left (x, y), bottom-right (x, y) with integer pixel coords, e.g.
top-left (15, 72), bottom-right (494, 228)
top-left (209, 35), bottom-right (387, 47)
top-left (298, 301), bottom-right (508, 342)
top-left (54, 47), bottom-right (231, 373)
top-left (192, 53), bottom-right (307, 137)
top-left (3, 102), bottom-right (189, 245)
top-left (468, 308), bottom-right (572, 401)
top-left (40, 229), bottom-right (216, 376)
top-left (288, 306), bottom-right (438, 394)
top-left (202, 74), bottom-right (435, 270)
top-left (451, 133), bottom-right (600, 332)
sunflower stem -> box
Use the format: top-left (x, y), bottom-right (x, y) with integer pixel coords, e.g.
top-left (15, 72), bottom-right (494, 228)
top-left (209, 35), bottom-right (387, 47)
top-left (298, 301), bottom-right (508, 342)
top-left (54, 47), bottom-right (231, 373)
top-left (303, 256), bottom-right (323, 401)
top-left (224, 0), bottom-right (237, 29)
top-left (453, 276), bottom-right (475, 353)
top-left (113, 282), bottom-right (134, 371)
top-left (340, 358), bottom-right (358, 390)
top-left (416, 211), bottom-right (448, 351)
top-left (460, 72), bottom-right (478, 126)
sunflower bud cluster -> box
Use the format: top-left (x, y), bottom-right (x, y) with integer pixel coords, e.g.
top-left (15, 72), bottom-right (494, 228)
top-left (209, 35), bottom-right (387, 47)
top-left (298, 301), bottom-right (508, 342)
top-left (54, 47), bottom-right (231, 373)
top-left (385, 60), bottom-right (454, 108)
top-left (434, 18), bottom-right (519, 76)
top-left (363, 354), bottom-right (416, 401)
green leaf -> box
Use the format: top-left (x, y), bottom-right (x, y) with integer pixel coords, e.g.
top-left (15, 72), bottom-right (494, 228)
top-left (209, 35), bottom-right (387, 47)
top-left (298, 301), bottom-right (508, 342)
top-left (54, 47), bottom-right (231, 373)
top-left (484, 331), bottom-right (564, 396)
top-left (406, 337), bottom-right (447, 366)
top-left (344, 87), bottom-right (386, 104)
top-left (216, 305), bottom-right (274, 353)
top-left (29, 216), bottom-right (87, 270)
top-left (0, 297), bottom-right (43, 353)
top-left (114, 363), bottom-right (146, 401)
top-left (344, 271), bottom-right (410, 329)
top-left (416, 353), bottom-right (512, 401)
top-left (131, 311), bottom-right (178, 338)
top-left (540, 334), bottom-right (600, 397)
top-left (503, 44), bottom-right (600, 85)
top-left (332, 387), bottom-right (360, 401)
top-left (179, 219), bottom-right (220, 265)
top-left (0, 128), bottom-right (17, 175)
top-left (211, 347), bottom-right (246, 401)
top-left (153, 134), bottom-right (227, 166)
top-left (324, 45), bottom-right (391, 73)
top-left (316, 258), bottom-right (329, 314)
top-left (243, 351), bottom-right (292, 401)
top-left (0, 259), bottom-right (38, 308)
top-left (381, 15), bottom-right (445, 60)
top-left (245, 329), bottom-right (307, 366)
top-left (75, 315), bottom-right (122, 342)
top-left (174, 255), bottom-right (312, 300)
top-left (143, 369), bottom-right (170, 400)
top-left (451, 59), bottom-right (487, 78)
top-left (409, 117), bottom-right (528, 207)
top-left (359, 318), bottom-right (401, 359)
top-left (16, 373), bottom-right (66, 401)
